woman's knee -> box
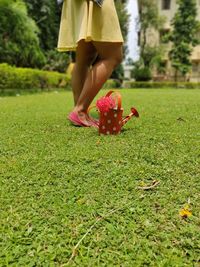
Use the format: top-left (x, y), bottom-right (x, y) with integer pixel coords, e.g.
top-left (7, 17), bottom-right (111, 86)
top-left (93, 42), bottom-right (123, 67)
top-left (105, 50), bottom-right (123, 69)
top-left (76, 40), bottom-right (98, 66)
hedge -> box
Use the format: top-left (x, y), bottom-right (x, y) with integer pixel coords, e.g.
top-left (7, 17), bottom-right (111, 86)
top-left (0, 63), bottom-right (70, 92)
top-left (122, 81), bottom-right (200, 89)
top-left (2, 63), bottom-right (199, 96)
top-left (103, 79), bottom-right (121, 89)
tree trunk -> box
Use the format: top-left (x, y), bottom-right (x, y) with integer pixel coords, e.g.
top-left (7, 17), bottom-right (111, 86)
top-left (174, 69), bottom-right (178, 82)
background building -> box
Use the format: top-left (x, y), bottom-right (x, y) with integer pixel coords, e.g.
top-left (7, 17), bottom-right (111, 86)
top-left (138, 0), bottom-right (200, 81)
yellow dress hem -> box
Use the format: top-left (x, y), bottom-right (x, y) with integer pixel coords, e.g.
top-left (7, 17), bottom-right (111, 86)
top-left (57, 38), bottom-right (124, 52)
top-left (57, 0), bottom-right (124, 52)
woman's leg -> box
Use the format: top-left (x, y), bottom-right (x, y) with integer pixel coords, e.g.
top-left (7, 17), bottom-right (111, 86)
top-left (71, 39), bottom-right (98, 105)
top-left (73, 41), bottom-right (123, 114)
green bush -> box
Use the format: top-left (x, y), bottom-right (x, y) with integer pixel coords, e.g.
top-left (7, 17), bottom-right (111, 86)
top-left (111, 63), bottom-right (124, 83)
top-left (103, 79), bottom-right (121, 89)
top-left (42, 50), bottom-right (71, 73)
top-left (122, 81), bottom-right (200, 89)
top-left (0, 63), bottom-right (70, 92)
top-left (133, 66), bottom-right (152, 82)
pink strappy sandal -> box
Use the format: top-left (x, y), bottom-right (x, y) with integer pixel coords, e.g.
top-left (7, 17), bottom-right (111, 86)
top-left (87, 106), bottom-right (99, 127)
top-left (68, 112), bottom-right (98, 128)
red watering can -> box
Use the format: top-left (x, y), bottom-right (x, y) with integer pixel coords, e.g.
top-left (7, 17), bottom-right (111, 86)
top-left (95, 90), bottom-right (139, 135)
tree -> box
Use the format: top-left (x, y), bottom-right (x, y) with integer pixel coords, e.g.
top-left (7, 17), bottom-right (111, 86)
top-left (115, 0), bottom-right (130, 56)
top-left (24, 0), bottom-right (71, 72)
top-left (126, 57), bottom-right (135, 66)
top-left (137, 0), bottom-right (165, 58)
top-left (134, 0), bottom-right (166, 81)
top-left (0, 0), bottom-right (46, 68)
top-left (109, 0), bottom-right (130, 81)
top-left (168, 0), bottom-right (200, 81)
top-left (24, 0), bottom-right (61, 51)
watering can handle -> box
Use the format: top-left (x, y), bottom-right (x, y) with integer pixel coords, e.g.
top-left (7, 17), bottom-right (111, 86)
top-left (87, 90), bottom-right (122, 114)
top-left (87, 105), bottom-right (97, 113)
top-left (105, 90), bottom-right (122, 110)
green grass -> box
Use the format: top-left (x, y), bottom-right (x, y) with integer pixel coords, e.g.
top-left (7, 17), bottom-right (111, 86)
top-left (0, 89), bottom-right (200, 266)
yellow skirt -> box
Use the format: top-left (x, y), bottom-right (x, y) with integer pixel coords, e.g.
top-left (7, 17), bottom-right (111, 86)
top-left (57, 0), bottom-right (124, 52)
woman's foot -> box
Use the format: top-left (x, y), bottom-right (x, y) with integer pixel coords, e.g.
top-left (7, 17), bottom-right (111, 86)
top-left (68, 110), bottom-right (98, 128)
top-left (68, 112), bottom-right (88, 127)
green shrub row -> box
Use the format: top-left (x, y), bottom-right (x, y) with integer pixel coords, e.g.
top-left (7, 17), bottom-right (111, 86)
top-left (122, 81), bottom-right (200, 89)
top-left (103, 79), bottom-right (121, 89)
top-left (0, 63), bottom-right (70, 91)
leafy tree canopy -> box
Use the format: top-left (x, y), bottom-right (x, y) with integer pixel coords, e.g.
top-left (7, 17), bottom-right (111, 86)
top-left (168, 0), bottom-right (200, 79)
top-left (0, 0), bottom-right (46, 68)
top-left (24, 0), bottom-right (61, 51)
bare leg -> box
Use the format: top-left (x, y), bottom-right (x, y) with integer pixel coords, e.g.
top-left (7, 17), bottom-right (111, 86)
top-left (71, 39), bottom-right (97, 105)
top-left (73, 41), bottom-right (123, 115)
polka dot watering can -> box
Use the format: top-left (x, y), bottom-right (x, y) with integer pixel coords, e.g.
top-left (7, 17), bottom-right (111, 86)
top-left (95, 90), bottom-right (139, 135)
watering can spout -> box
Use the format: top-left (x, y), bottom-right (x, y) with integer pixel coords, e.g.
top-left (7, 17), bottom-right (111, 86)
top-left (122, 107), bottom-right (139, 126)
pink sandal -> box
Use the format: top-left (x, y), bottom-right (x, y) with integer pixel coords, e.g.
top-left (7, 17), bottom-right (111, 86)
top-left (87, 115), bottom-right (99, 127)
top-left (68, 111), bottom-right (98, 128)
top-left (87, 106), bottom-right (99, 127)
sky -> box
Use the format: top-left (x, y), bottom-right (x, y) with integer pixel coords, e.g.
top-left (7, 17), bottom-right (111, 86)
top-left (126, 0), bottom-right (139, 61)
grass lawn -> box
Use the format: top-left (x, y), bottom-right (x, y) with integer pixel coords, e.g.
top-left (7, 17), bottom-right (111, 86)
top-left (0, 89), bottom-right (200, 266)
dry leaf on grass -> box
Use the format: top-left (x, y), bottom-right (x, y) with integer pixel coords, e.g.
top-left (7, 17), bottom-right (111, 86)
top-left (137, 180), bottom-right (160, 190)
top-left (179, 204), bottom-right (192, 219)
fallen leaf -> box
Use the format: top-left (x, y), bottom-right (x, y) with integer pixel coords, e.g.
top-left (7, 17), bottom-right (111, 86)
top-left (177, 117), bottom-right (186, 122)
top-left (179, 204), bottom-right (192, 219)
top-left (137, 180), bottom-right (160, 190)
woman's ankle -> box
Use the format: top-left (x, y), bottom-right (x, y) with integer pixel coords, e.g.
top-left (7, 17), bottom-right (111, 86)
top-left (73, 106), bottom-right (88, 114)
